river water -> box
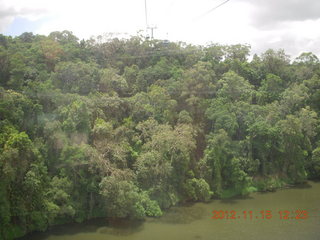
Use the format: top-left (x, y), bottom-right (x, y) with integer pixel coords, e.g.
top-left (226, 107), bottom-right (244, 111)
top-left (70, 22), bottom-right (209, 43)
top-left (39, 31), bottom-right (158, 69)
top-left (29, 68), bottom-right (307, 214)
top-left (21, 181), bottom-right (320, 240)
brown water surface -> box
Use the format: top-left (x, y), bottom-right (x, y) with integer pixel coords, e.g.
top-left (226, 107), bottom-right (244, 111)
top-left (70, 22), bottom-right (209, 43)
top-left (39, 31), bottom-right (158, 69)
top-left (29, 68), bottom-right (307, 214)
top-left (21, 181), bottom-right (320, 240)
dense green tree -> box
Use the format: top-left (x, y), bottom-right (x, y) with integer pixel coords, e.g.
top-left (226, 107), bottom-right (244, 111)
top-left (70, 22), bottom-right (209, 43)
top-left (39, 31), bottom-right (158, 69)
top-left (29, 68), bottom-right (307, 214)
top-left (99, 68), bottom-right (128, 95)
top-left (258, 73), bottom-right (284, 104)
top-left (216, 71), bottom-right (254, 103)
top-left (52, 61), bottom-right (100, 94)
top-left (261, 49), bottom-right (291, 81)
top-left (304, 74), bottom-right (320, 112)
top-left (276, 115), bottom-right (308, 182)
top-left (0, 46), bottom-right (10, 86)
top-left (99, 171), bottom-right (162, 219)
top-left (309, 147), bottom-right (320, 178)
top-left (58, 100), bottom-right (90, 134)
top-left (279, 83), bottom-right (309, 115)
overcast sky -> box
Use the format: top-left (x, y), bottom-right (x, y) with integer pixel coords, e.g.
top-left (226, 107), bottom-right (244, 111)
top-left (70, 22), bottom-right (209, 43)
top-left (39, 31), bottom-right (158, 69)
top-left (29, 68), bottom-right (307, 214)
top-left (1, 0), bottom-right (320, 57)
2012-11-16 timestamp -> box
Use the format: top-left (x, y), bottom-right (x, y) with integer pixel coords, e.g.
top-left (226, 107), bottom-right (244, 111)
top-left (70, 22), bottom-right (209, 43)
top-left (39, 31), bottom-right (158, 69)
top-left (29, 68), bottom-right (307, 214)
top-left (211, 210), bottom-right (308, 220)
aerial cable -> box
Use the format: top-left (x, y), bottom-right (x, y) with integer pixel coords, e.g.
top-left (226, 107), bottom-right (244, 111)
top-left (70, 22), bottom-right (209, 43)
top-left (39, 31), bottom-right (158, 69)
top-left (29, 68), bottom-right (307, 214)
top-left (145, 0), bottom-right (149, 35)
top-left (194, 0), bottom-right (231, 21)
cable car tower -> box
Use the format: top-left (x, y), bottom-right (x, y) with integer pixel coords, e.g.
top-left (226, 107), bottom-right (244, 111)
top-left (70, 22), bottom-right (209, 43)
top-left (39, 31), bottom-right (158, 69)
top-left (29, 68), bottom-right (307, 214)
top-left (144, 0), bottom-right (157, 40)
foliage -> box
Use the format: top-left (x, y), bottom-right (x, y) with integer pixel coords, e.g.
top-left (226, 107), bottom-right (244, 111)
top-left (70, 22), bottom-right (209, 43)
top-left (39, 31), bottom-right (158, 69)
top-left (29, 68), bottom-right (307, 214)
top-left (0, 31), bottom-right (320, 238)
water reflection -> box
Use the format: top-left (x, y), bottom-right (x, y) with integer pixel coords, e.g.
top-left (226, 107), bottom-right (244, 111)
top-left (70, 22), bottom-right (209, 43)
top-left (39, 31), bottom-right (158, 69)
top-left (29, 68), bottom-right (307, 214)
top-left (19, 218), bottom-right (144, 239)
top-left (219, 194), bottom-right (254, 205)
top-left (98, 219), bottom-right (144, 236)
top-left (153, 203), bottom-right (206, 224)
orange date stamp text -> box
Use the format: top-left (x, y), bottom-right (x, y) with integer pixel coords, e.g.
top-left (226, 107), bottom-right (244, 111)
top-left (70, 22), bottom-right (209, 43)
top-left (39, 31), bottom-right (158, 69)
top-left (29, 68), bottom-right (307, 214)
top-left (211, 210), bottom-right (309, 220)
